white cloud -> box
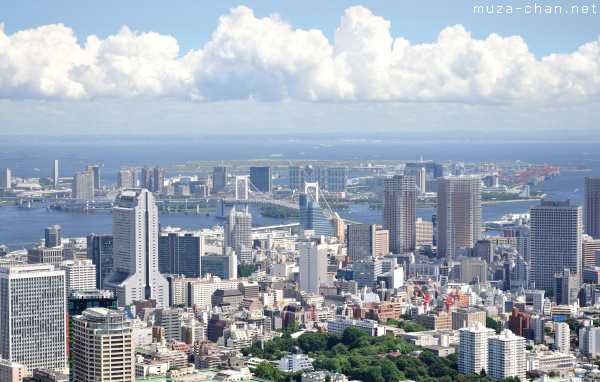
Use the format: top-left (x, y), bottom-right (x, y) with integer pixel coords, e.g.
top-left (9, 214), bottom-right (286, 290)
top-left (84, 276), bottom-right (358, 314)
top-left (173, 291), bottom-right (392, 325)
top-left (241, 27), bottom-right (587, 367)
top-left (0, 6), bottom-right (598, 103)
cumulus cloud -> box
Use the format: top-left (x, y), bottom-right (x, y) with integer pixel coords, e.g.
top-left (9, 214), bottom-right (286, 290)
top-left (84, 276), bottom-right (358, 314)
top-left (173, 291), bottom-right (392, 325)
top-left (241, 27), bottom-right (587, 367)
top-left (0, 6), bottom-right (598, 102)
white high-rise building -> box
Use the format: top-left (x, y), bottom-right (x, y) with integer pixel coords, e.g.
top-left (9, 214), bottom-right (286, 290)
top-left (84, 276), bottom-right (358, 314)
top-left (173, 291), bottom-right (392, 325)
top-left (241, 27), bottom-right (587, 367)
top-left (458, 322), bottom-right (495, 376)
top-left (300, 241), bottom-right (328, 295)
top-left (0, 264), bottom-right (67, 371)
top-left (53, 159), bottom-right (59, 188)
top-left (59, 259), bottom-right (96, 295)
top-left (579, 320), bottom-right (600, 357)
top-left (104, 189), bottom-right (169, 307)
top-left (72, 171), bottom-right (94, 200)
top-left (437, 176), bottom-right (482, 258)
top-left (555, 322), bottom-right (570, 353)
top-left (224, 211), bottom-right (252, 253)
top-left (382, 175), bottom-right (416, 253)
top-left (72, 308), bottom-right (134, 382)
top-left (488, 330), bottom-right (526, 381)
top-left (530, 199), bottom-right (582, 290)
top-left (0, 167), bottom-right (11, 189)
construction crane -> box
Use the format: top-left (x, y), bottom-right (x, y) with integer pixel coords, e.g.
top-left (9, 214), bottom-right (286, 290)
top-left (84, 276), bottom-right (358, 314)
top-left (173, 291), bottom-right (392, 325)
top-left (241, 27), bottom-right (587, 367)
top-left (409, 272), bottom-right (432, 313)
top-left (514, 250), bottom-right (531, 269)
top-left (425, 279), bottom-right (456, 314)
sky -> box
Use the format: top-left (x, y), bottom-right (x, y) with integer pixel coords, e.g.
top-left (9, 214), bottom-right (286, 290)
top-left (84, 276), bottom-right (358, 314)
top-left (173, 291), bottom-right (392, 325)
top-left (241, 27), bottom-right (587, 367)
top-left (0, 0), bottom-right (599, 137)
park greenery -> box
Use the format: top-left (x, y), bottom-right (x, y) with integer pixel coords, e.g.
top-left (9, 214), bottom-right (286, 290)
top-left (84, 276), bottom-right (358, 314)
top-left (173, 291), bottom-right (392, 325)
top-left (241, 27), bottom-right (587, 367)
top-left (242, 326), bottom-right (522, 382)
top-left (260, 206), bottom-right (299, 218)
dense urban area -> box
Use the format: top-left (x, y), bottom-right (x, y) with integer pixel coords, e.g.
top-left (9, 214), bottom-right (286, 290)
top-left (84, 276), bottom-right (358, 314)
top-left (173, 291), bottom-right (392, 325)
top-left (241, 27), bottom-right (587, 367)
top-left (1, 159), bottom-right (599, 382)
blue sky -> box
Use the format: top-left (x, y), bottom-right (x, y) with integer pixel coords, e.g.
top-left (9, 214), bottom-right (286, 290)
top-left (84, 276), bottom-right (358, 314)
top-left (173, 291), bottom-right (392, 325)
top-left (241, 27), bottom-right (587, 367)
top-left (0, 1), bottom-right (599, 136)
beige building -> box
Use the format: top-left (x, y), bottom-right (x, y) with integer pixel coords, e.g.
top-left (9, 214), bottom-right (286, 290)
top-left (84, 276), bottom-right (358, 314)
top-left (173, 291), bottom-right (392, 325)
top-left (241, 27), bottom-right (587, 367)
top-left (452, 307), bottom-right (486, 330)
top-left (0, 357), bottom-right (26, 382)
top-left (72, 308), bottom-right (134, 382)
top-left (416, 312), bottom-right (453, 330)
top-left (415, 218), bottom-right (433, 246)
top-left (346, 224), bottom-right (389, 261)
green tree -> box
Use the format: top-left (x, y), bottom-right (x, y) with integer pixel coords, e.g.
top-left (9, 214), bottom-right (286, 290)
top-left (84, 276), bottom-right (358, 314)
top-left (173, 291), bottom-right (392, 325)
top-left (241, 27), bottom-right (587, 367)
top-left (342, 326), bottom-right (367, 347)
top-left (486, 316), bottom-right (500, 334)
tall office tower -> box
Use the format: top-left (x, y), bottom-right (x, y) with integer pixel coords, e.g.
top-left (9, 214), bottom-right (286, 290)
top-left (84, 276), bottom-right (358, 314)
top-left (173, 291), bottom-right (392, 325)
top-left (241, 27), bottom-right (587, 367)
top-left (213, 166), bottom-right (227, 193)
top-left (140, 166), bottom-right (152, 191)
top-left (404, 166), bottom-right (426, 197)
top-left (352, 259), bottom-right (383, 289)
top-left (289, 165), bottom-right (303, 190)
top-left (553, 268), bottom-right (580, 305)
top-left (224, 211), bottom-right (252, 252)
top-left (158, 232), bottom-right (204, 278)
top-left (201, 254), bottom-right (237, 279)
top-left (72, 170), bottom-right (94, 200)
top-left (59, 260), bottom-right (96, 294)
top-left (487, 330), bottom-right (526, 381)
top-left (555, 322), bottom-right (570, 352)
top-left (585, 177), bottom-right (600, 239)
top-left (326, 167), bottom-right (348, 193)
top-left (0, 167), bottom-right (11, 189)
top-left (249, 166), bottom-right (272, 193)
top-left (72, 308), bottom-right (134, 382)
top-left (346, 224), bottom-right (389, 261)
top-left (300, 241), bottom-right (328, 295)
top-left (103, 189), bottom-right (169, 307)
top-left (458, 322), bottom-right (495, 376)
top-left (299, 184), bottom-right (334, 236)
top-left (67, 290), bottom-right (118, 381)
top-left (86, 164), bottom-right (101, 189)
top-left (382, 175), bottom-right (416, 254)
top-left (530, 199), bottom-right (582, 291)
top-left (154, 307), bottom-right (183, 341)
top-left (153, 166), bottom-right (164, 194)
top-left (45, 224), bottom-right (62, 248)
top-left (515, 228), bottom-right (531, 286)
top-left (436, 176), bottom-right (482, 258)
top-left (0, 264), bottom-right (67, 370)
top-left (53, 159), bottom-right (59, 188)
top-left (87, 234), bottom-right (113, 289)
top-left (406, 162), bottom-right (444, 192)
top-left (118, 169), bottom-right (135, 188)
top-left (583, 235), bottom-right (600, 267)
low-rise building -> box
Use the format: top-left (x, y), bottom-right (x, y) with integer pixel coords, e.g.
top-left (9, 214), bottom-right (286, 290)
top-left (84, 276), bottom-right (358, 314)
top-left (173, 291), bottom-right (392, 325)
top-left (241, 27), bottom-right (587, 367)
top-left (327, 316), bottom-right (385, 337)
top-left (278, 348), bottom-right (314, 373)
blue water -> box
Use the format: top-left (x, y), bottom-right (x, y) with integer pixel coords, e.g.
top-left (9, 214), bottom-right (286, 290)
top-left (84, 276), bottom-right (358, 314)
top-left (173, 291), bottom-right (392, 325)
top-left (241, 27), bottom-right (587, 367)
top-left (1, 139), bottom-right (598, 250)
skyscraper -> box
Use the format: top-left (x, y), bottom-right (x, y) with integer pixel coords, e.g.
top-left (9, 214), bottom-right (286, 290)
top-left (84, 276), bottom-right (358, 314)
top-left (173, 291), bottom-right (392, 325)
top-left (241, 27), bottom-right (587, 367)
top-left (72, 171), bottom-right (94, 200)
top-left (530, 199), bottom-right (582, 291)
top-left (458, 322), bottom-right (494, 376)
top-left (299, 183), bottom-right (334, 236)
top-left (103, 189), bottom-right (169, 307)
top-left (45, 224), bottom-right (62, 248)
top-left (87, 234), bottom-right (113, 289)
top-left (346, 224), bottom-right (389, 261)
top-left (300, 241), bottom-right (328, 295)
top-left (487, 330), bottom-right (526, 381)
top-left (382, 175), bottom-right (416, 254)
top-left (0, 264), bottom-right (67, 371)
top-left (86, 164), bottom-right (101, 189)
top-left (118, 169), bottom-right (136, 188)
top-left (158, 232), bottom-right (204, 278)
top-left (586, 177), bottom-right (600, 239)
top-left (224, 211), bottom-right (252, 253)
top-left (249, 166), bottom-right (272, 193)
top-left (141, 166), bottom-right (152, 191)
top-left (153, 167), bottom-right (164, 194)
top-left (326, 167), bottom-right (348, 193)
top-left (213, 166), bottom-right (227, 193)
top-left (53, 159), bottom-right (59, 189)
top-left (436, 175), bottom-right (482, 258)
top-left (0, 167), bottom-right (11, 189)
top-left (60, 260), bottom-right (96, 295)
top-left (72, 308), bottom-right (134, 382)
